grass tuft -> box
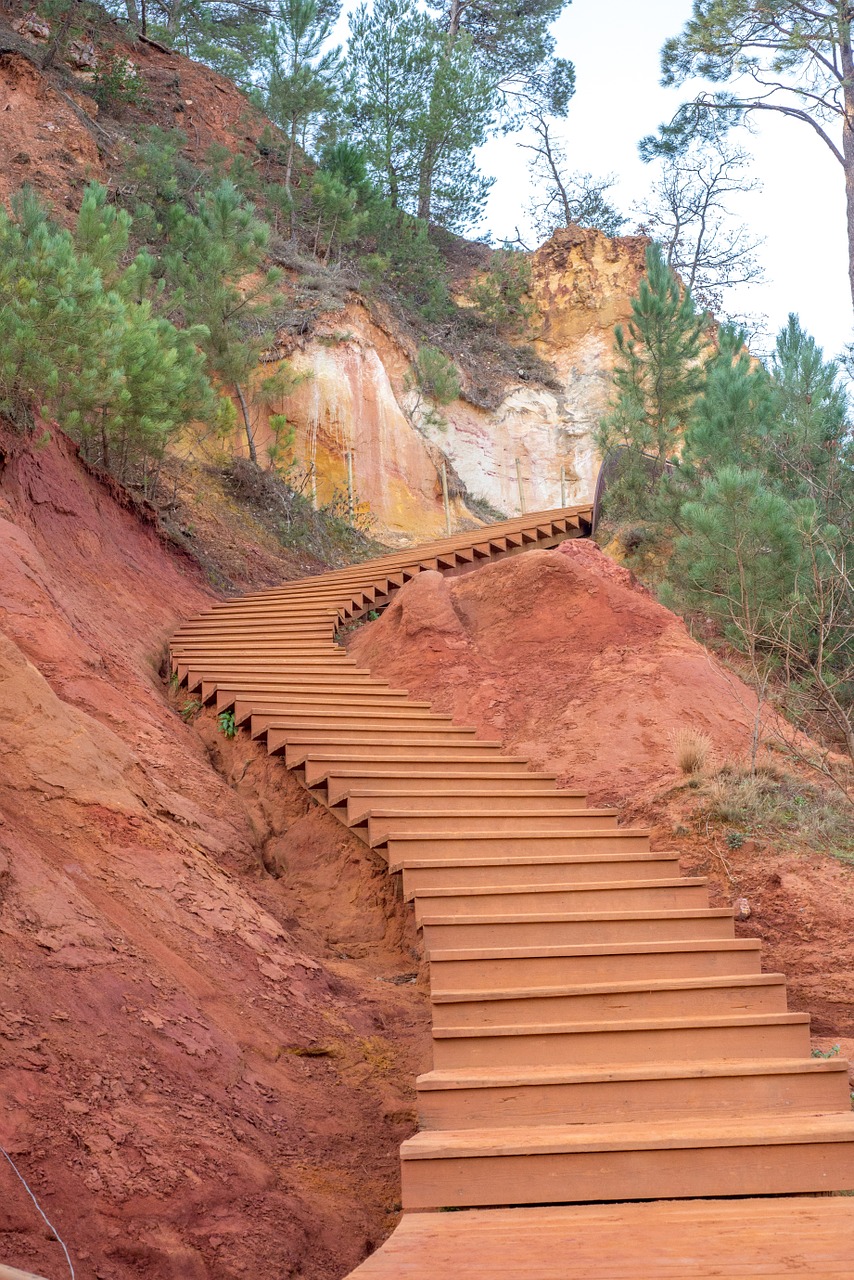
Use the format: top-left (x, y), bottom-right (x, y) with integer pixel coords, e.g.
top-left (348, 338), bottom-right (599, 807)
top-left (671, 727), bottom-right (714, 775)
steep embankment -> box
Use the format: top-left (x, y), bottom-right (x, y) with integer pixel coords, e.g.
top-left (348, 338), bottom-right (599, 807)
top-left (347, 543), bottom-right (761, 800)
top-left (0, 427), bottom-right (429, 1279)
top-left (347, 542), bottom-right (854, 1055)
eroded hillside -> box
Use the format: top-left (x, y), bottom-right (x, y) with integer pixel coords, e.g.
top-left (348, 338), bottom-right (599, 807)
top-left (0, 425), bottom-right (430, 1279)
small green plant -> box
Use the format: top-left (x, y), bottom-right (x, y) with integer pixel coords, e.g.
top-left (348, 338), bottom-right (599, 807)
top-left (469, 248), bottom-right (534, 335)
top-left (812, 1044), bottom-right (841, 1059)
top-left (696, 765), bottom-right (854, 858)
top-left (413, 346), bottom-right (461, 406)
top-left (218, 710), bottom-right (237, 738)
top-left (726, 829), bottom-right (746, 849)
top-left (92, 54), bottom-right (146, 112)
top-left (180, 698), bottom-right (202, 722)
top-left (367, 609), bottom-right (379, 621)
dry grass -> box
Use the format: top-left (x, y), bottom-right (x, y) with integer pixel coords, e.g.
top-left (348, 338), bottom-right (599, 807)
top-left (671, 727), bottom-right (714, 775)
top-left (694, 764), bottom-right (854, 860)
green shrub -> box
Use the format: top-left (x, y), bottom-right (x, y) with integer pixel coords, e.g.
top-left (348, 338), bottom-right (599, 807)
top-left (470, 248), bottom-right (534, 334)
top-left (359, 202), bottom-right (452, 321)
top-left (0, 184), bottom-right (216, 495)
top-left (217, 710), bottom-right (237, 738)
top-left (92, 53), bottom-right (147, 112)
top-left (414, 346), bottom-right (461, 405)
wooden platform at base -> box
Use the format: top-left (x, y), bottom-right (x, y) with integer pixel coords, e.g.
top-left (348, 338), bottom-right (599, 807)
top-left (348, 1197), bottom-right (854, 1278)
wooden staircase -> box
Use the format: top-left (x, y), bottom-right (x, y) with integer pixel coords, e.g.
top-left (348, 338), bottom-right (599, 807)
top-left (170, 506), bottom-right (854, 1278)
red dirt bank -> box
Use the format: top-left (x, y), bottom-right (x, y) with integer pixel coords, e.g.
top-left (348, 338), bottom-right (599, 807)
top-left (0, 427), bottom-right (429, 1279)
top-left (348, 543), bottom-right (763, 803)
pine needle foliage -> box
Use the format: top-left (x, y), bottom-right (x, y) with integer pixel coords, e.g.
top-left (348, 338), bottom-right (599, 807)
top-left (0, 184), bottom-right (215, 495)
top-left (596, 243), bottom-right (705, 518)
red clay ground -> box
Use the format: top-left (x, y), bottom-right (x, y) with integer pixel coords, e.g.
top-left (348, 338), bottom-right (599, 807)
top-left (0, 425), bottom-right (430, 1279)
top-left (348, 541), bottom-right (854, 1058)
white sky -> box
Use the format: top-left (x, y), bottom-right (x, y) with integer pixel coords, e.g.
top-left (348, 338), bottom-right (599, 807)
top-left (478, 0), bottom-right (851, 358)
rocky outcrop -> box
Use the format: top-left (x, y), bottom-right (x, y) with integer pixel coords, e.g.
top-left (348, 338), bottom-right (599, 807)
top-left (244, 228), bottom-right (648, 540)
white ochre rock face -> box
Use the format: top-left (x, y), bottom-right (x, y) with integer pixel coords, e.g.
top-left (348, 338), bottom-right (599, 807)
top-left (249, 226), bottom-right (649, 541)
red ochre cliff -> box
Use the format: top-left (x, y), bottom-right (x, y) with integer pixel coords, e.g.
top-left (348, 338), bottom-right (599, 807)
top-left (0, 426), bottom-right (429, 1279)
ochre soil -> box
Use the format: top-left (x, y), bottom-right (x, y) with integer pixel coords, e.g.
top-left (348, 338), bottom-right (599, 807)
top-left (0, 6), bottom-right (282, 220)
top-left (0, 427), bottom-right (430, 1279)
top-left (348, 542), bottom-right (854, 1062)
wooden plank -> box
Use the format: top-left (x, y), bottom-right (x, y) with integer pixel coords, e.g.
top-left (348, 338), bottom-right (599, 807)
top-left (347, 1199), bottom-right (854, 1277)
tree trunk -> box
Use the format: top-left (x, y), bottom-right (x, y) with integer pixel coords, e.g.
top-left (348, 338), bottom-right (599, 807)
top-left (449, 0), bottom-right (462, 37)
top-left (166, 0), bottom-right (182, 37)
top-left (285, 117), bottom-right (298, 238)
top-left (537, 118), bottom-right (572, 226)
top-left (124, 0), bottom-right (141, 30)
top-left (841, 33), bottom-right (854, 313)
top-left (843, 108), bottom-right (854, 313)
top-left (42, 0), bottom-right (78, 71)
top-left (417, 141), bottom-right (438, 222)
top-left (235, 383), bottom-right (258, 464)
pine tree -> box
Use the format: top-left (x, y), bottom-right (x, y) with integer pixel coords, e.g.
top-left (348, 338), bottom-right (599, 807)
top-left (679, 323), bottom-right (774, 483)
top-left (165, 181), bottom-right (289, 462)
top-left (264, 0), bottom-right (343, 228)
top-left (596, 242), bottom-right (705, 518)
top-left (0, 184), bottom-right (213, 492)
top-left (767, 316), bottom-right (851, 517)
top-left (649, 0), bottom-right (854, 310)
top-left (669, 468), bottom-right (802, 644)
top-left (431, 0), bottom-right (575, 126)
top-left (664, 466), bottom-right (804, 764)
top-left (345, 0), bottom-right (493, 230)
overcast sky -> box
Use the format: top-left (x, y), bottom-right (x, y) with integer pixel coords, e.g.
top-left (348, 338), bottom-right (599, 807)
top-left (478, 0), bottom-right (851, 359)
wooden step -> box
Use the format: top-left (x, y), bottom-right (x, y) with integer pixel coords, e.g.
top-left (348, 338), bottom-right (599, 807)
top-left (420, 907), bottom-right (736, 951)
top-left (388, 830), bottom-right (651, 872)
top-left (240, 701), bottom-right (437, 728)
top-left (184, 658), bottom-right (355, 688)
top-left (232, 694), bottom-right (432, 723)
top-left (345, 1197), bottom-right (854, 1279)
top-left (417, 1056), bottom-right (852, 1129)
top-left (430, 1012), bottom-right (812, 1070)
top-left (253, 709), bottom-right (455, 736)
top-left (411, 877), bottom-right (709, 922)
top-left (429, 973), bottom-right (788, 1028)
top-left (346, 789), bottom-right (588, 821)
top-left (400, 1112), bottom-right (854, 1208)
top-left (283, 740), bottom-right (508, 767)
top-left (402, 852), bottom-right (681, 899)
top-left (264, 714), bottom-right (475, 736)
top-left (212, 683), bottom-right (413, 709)
top-left (428, 939), bottom-right (763, 993)
top-left (309, 763), bottom-right (550, 790)
top-left (366, 810), bottom-right (618, 845)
